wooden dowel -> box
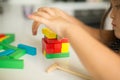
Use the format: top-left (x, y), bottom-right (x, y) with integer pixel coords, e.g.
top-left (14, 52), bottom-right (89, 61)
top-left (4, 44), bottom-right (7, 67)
top-left (57, 66), bottom-right (92, 80)
top-left (46, 63), bottom-right (92, 80)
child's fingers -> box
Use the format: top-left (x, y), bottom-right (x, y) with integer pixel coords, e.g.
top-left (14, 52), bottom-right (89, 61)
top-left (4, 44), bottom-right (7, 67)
top-left (29, 14), bottom-right (48, 23)
top-left (32, 21), bottom-right (40, 35)
top-left (36, 11), bottom-right (51, 19)
top-left (28, 15), bottom-right (50, 34)
top-left (38, 7), bottom-right (56, 16)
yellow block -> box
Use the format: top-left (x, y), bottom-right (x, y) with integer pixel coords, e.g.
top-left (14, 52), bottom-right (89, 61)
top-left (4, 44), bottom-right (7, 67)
top-left (42, 28), bottom-right (57, 39)
top-left (61, 43), bottom-right (69, 53)
top-left (0, 36), bottom-right (9, 42)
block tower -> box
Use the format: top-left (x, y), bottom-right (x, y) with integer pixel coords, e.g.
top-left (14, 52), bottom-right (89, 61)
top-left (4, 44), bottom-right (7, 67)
top-left (42, 27), bottom-right (70, 59)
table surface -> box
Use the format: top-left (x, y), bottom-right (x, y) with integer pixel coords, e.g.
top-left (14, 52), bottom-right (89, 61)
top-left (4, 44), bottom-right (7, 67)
top-left (0, 4), bottom-right (89, 80)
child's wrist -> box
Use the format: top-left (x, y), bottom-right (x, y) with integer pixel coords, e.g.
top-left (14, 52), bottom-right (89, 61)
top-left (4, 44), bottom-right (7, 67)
top-left (62, 24), bottom-right (73, 38)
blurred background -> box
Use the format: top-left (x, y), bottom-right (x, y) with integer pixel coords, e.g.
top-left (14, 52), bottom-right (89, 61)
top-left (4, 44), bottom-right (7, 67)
top-left (0, 0), bottom-right (111, 30)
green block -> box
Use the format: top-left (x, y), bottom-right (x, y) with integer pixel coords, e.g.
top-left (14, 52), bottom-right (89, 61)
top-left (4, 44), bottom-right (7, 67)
top-left (0, 43), bottom-right (18, 50)
top-left (2, 34), bottom-right (15, 44)
top-left (0, 45), bottom-right (3, 50)
top-left (46, 53), bottom-right (70, 59)
top-left (0, 56), bottom-right (10, 59)
top-left (0, 59), bottom-right (24, 69)
top-left (9, 49), bottom-right (26, 59)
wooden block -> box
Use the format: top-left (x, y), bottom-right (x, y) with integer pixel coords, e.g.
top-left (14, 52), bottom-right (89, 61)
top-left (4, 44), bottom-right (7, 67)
top-left (18, 44), bottom-right (36, 56)
top-left (61, 43), bottom-right (69, 53)
top-left (9, 49), bottom-right (26, 59)
top-left (0, 59), bottom-right (24, 69)
top-left (0, 49), bottom-right (15, 56)
top-left (46, 52), bottom-right (69, 59)
top-left (2, 34), bottom-right (15, 44)
top-left (42, 28), bottom-right (57, 39)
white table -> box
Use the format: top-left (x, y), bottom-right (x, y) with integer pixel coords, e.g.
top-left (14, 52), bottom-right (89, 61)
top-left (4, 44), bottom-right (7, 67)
top-left (0, 4), bottom-right (89, 80)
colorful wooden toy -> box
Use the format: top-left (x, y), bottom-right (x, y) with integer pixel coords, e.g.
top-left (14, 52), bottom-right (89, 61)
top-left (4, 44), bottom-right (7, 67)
top-left (0, 33), bottom-right (36, 69)
top-left (18, 43), bottom-right (36, 56)
top-left (2, 34), bottom-right (15, 44)
top-left (42, 27), bottom-right (57, 39)
top-left (0, 59), bottom-right (24, 69)
top-left (9, 49), bottom-right (26, 59)
top-left (0, 34), bottom-right (15, 43)
top-left (42, 28), bottom-right (70, 59)
top-left (0, 49), bottom-right (15, 56)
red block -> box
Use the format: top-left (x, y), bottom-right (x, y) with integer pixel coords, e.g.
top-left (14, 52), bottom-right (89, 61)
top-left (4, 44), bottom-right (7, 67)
top-left (42, 38), bottom-right (62, 54)
top-left (42, 38), bottom-right (54, 54)
top-left (46, 49), bottom-right (54, 54)
top-left (44, 37), bottom-right (61, 43)
top-left (54, 43), bottom-right (61, 53)
top-left (44, 37), bottom-right (69, 43)
top-left (0, 34), bottom-right (6, 38)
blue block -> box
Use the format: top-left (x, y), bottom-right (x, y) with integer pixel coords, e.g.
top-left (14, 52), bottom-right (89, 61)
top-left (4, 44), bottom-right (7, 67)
top-left (17, 44), bottom-right (36, 56)
top-left (0, 49), bottom-right (15, 56)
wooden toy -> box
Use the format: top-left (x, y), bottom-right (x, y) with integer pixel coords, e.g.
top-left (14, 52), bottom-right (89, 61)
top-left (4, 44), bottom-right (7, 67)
top-left (18, 44), bottom-right (36, 56)
top-left (46, 63), bottom-right (92, 80)
top-left (0, 49), bottom-right (15, 56)
top-left (0, 59), bottom-right (24, 69)
top-left (0, 33), bottom-right (36, 69)
top-left (0, 34), bottom-right (15, 43)
top-left (9, 49), bottom-right (26, 59)
top-left (42, 28), bottom-right (70, 59)
top-left (0, 34), bottom-right (5, 38)
top-left (42, 28), bottom-right (57, 39)
top-left (2, 34), bottom-right (15, 44)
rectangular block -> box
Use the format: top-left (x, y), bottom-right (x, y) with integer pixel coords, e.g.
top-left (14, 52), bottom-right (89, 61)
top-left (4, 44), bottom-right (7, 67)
top-left (61, 43), bottom-right (69, 53)
top-left (0, 43), bottom-right (18, 50)
top-left (42, 28), bottom-right (57, 39)
top-left (0, 45), bottom-right (3, 50)
top-left (0, 49), bottom-right (15, 56)
top-left (0, 34), bottom-right (6, 38)
top-left (54, 43), bottom-right (61, 53)
top-left (0, 36), bottom-right (9, 42)
top-left (42, 28), bottom-right (56, 35)
top-left (0, 56), bottom-right (10, 59)
top-left (9, 49), bottom-right (26, 59)
top-left (45, 35), bottom-right (57, 39)
top-left (2, 34), bottom-right (15, 44)
top-left (44, 37), bottom-right (69, 43)
top-left (0, 59), bottom-right (24, 69)
top-left (45, 43), bottom-right (54, 49)
top-left (46, 53), bottom-right (70, 59)
top-left (42, 38), bottom-right (54, 53)
top-left (44, 37), bottom-right (61, 44)
top-left (18, 44), bottom-right (36, 56)
top-left (42, 38), bottom-right (61, 53)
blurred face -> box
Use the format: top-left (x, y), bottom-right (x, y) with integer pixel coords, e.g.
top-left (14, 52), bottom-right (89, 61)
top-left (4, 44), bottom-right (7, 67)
top-left (110, 0), bottom-right (120, 39)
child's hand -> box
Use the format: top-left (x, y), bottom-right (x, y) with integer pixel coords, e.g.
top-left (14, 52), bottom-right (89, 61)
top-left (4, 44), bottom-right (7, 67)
top-left (28, 7), bottom-right (79, 37)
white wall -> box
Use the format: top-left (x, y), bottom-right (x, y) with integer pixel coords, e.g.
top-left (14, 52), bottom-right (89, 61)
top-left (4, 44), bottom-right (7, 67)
top-left (8, 0), bottom-right (51, 5)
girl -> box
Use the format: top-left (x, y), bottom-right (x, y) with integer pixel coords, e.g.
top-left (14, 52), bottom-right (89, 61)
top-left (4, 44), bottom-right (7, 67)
top-left (28, 0), bottom-right (120, 80)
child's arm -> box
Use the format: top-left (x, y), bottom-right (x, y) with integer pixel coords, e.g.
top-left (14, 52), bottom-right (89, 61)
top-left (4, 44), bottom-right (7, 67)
top-left (29, 7), bottom-right (120, 80)
top-left (30, 7), bottom-right (114, 44)
top-left (64, 25), bottom-right (120, 80)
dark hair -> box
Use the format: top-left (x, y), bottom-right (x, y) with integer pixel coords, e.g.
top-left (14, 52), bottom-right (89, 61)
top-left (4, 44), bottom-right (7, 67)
top-left (100, 4), bottom-right (112, 30)
top-left (100, 3), bottom-right (120, 53)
